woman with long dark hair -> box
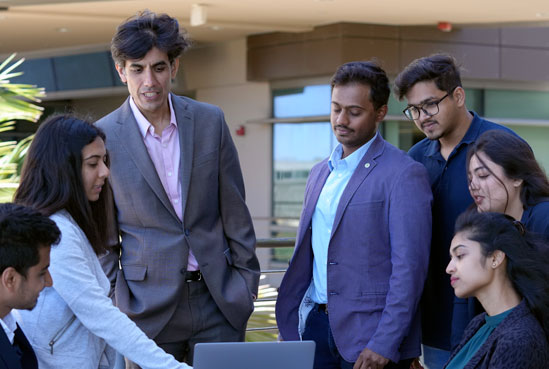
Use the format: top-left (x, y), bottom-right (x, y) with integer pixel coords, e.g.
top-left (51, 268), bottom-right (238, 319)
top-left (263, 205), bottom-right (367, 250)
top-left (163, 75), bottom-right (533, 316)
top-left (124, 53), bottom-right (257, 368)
top-left (467, 129), bottom-right (549, 237)
top-left (14, 115), bottom-right (189, 369)
top-left (444, 211), bottom-right (549, 368)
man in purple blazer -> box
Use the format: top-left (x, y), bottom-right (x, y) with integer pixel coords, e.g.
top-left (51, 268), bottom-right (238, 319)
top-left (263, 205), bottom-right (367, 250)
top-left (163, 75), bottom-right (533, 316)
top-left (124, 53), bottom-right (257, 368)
top-left (275, 62), bottom-right (433, 369)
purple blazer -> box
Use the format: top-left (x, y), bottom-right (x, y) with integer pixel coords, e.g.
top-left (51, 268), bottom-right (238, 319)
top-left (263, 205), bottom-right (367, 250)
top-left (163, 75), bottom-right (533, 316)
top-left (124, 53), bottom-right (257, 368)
top-left (276, 134), bottom-right (432, 363)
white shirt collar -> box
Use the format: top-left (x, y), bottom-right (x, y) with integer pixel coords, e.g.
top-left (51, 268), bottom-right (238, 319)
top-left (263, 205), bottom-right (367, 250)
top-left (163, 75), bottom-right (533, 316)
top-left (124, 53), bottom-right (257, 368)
top-left (0, 311), bottom-right (17, 344)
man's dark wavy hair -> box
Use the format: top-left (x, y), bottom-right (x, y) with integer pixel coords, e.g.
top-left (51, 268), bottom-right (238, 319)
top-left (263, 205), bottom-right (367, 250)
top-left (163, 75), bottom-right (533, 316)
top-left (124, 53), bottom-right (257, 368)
top-left (0, 203), bottom-right (60, 277)
top-left (394, 53), bottom-right (462, 100)
top-left (111, 10), bottom-right (191, 66)
top-left (330, 61), bottom-right (390, 110)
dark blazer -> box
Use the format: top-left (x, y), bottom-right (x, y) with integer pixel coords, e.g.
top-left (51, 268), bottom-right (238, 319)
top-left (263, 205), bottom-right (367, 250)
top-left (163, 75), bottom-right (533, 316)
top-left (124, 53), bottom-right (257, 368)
top-left (96, 95), bottom-right (260, 338)
top-left (0, 324), bottom-right (38, 369)
top-left (444, 300), bottom-right (549, 369)
top-left (276, 135), bottom-right (433, 363)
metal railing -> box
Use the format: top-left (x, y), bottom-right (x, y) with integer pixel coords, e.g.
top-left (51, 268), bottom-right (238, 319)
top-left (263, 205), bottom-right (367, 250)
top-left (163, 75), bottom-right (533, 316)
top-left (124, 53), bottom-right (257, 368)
top-left (245, 237), bottom-right (295, 334)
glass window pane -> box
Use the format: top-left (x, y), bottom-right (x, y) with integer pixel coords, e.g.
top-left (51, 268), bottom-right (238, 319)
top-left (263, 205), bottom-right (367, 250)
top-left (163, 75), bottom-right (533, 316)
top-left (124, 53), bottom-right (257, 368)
top-left (273, 85), bottom-right (331, 118)
top-left (273, 122), bottom-right (334, 219)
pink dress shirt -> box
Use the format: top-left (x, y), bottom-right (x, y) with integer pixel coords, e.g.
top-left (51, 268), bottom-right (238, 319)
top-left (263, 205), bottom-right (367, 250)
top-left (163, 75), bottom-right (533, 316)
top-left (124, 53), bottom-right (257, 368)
top-left (129, 95), bottom-right (199, 271)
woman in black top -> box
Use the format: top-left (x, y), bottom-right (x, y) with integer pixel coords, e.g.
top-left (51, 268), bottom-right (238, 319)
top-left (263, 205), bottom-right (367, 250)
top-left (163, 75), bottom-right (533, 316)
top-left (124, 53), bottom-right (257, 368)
top-left (467, 130), bottom-right (549, 238)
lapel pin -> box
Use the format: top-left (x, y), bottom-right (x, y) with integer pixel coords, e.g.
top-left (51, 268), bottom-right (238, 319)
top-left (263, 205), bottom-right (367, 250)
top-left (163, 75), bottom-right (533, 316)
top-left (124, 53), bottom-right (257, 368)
top-left (364, 163), bottom-right (370, 168)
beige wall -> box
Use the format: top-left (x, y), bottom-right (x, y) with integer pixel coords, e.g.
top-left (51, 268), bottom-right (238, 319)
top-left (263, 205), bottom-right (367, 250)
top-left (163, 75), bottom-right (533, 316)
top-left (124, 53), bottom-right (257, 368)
top-left (72, 94), bottom-right (127, 121)
top-left (181, 39), bottom-right (272, 239)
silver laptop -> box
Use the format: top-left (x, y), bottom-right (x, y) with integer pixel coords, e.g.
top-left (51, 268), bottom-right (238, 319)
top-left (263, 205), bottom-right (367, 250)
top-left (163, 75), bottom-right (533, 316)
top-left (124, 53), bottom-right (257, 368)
top-left (193, 341), bottom-right (316, 369)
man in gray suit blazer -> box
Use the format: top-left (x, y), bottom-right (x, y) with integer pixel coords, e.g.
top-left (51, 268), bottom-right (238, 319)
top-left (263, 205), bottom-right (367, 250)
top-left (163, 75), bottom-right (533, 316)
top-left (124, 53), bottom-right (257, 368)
top-left (96, 11), bottom-right (260, 367)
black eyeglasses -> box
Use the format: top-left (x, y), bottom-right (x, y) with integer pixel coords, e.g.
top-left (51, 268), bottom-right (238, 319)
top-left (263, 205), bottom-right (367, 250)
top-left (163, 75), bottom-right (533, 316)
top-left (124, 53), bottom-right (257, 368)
top-left (403, 90), bottom-right (453, 121)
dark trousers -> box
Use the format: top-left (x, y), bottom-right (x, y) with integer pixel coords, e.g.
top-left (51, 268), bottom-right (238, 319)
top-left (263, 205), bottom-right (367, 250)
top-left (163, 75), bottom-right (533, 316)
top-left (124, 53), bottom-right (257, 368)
top-left (303, 304), bottom-right (413, 369)
top-left (126, 278), bottom-right (245, 368)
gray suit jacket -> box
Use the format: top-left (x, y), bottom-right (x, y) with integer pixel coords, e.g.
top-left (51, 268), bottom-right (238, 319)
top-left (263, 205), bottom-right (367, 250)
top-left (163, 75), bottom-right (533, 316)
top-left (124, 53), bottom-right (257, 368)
top-left (95, 95), bottom-right (260, 338)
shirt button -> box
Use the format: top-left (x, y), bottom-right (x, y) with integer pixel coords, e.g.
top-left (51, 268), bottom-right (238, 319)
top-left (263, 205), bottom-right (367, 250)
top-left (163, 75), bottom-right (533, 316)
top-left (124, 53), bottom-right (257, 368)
top-left (174, 199), bottom-right (179, 204)
top-left (337, 173), bottom-right (342, 178)
top-left (162, 143), bottom-right (168, 148)
top-left (168, 172), bottom-right (172, 176)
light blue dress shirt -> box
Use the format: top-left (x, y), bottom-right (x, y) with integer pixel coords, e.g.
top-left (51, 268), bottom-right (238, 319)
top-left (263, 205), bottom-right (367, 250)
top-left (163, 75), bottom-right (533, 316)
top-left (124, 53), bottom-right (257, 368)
top-left (310, 133), bottom-right (377, 303)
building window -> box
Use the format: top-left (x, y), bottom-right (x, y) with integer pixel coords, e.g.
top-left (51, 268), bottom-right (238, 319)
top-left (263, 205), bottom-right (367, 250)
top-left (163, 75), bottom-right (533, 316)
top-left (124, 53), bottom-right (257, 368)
top-left (272, 84), bottom-right (333, 219)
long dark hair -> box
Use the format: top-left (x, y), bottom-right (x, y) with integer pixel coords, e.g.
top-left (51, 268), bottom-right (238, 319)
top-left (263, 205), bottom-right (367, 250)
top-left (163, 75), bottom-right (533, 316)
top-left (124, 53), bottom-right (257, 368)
top-left (455, 211), bottom-right (549, 339)
top-left (467, 130), bottom-right (549, 211)
top-left (14, 115), bottom-right (114, 254)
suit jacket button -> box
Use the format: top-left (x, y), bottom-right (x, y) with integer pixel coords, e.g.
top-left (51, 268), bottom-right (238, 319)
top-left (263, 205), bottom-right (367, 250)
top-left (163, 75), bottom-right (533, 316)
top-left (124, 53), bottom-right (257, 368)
top-left (180, 268), bottom-right (186, 274)
top-left (184, 229), bottom-right (190, 236)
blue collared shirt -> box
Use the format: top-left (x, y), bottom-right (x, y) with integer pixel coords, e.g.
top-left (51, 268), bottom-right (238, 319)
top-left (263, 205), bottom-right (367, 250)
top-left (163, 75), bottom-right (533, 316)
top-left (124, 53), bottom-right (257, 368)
top-left (408, 112), bottom-right (517, 349)
top-left (310, 133), bottom-right (377, 303)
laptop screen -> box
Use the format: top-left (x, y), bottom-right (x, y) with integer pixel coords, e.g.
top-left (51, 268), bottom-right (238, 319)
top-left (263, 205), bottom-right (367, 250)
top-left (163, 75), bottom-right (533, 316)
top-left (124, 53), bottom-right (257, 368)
top-left (193, 341), bottom-right (315, 369)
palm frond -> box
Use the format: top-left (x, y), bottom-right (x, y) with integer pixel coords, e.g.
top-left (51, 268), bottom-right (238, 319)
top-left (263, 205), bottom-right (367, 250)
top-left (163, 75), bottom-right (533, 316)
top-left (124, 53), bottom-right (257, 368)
top-left (0, 53), bottom-right (44, 189)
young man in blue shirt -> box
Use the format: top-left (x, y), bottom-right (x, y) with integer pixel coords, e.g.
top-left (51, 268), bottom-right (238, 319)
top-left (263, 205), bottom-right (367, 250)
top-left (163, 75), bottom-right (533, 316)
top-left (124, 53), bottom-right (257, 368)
top-left (393, 54), bottom-right (516, 369)
top-left (277, 61), bottom-right (432, 369)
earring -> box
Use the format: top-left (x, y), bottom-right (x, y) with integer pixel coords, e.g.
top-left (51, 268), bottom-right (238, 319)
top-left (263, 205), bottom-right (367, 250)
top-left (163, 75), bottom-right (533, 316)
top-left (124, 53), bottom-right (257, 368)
top-left (492, 262), bottom-right (497, 268)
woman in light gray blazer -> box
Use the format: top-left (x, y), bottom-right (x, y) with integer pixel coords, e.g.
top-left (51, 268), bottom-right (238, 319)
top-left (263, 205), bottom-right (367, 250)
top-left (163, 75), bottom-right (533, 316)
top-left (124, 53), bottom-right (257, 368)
top-left (14, 115), bottom-right (190, 369)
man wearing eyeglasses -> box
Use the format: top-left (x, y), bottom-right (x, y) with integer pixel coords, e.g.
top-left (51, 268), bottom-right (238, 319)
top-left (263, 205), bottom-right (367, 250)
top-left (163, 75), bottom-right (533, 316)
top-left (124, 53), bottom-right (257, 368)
top-left (394, 54), bottom-right (517, 369)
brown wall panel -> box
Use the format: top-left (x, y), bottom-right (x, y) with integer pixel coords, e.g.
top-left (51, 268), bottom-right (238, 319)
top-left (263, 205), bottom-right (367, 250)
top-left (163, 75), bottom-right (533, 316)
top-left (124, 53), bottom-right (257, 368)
top-left (400, 26), bottom-right (500, 45)
top-left (303, 38), bottom-right (344, 76)
top-left (501, 48), bottom-right (549, 81)
top-left (341, 38), bottom-right (399, 74)
top-left (335, 23), bottom-right (399, 39)
top-left (501, 27), bottom-right (549, 48)
top-left (247, 22), bottom-right (549, 83)
top-left (400, 41), bottom-right (500, 80)
top-left (247, 32), bottom-right (306, 48)
top-left (247, 42), bottom-right (306, 80)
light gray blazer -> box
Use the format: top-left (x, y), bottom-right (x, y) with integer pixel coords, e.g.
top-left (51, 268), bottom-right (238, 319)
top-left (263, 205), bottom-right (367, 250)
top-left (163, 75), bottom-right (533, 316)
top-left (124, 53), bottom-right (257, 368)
top-left (95, 95), bottom-right (260, 339)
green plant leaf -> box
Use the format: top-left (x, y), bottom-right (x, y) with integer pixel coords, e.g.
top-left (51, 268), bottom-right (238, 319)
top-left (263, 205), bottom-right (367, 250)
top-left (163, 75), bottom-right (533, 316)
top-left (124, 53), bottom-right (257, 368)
top-left (0, 53), bottom-right (43, 184)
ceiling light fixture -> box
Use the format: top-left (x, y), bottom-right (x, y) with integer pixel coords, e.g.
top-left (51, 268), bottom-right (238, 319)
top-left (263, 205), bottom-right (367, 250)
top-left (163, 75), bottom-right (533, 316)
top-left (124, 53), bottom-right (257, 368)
top-left (190, 4), bottom-right (207, 27)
